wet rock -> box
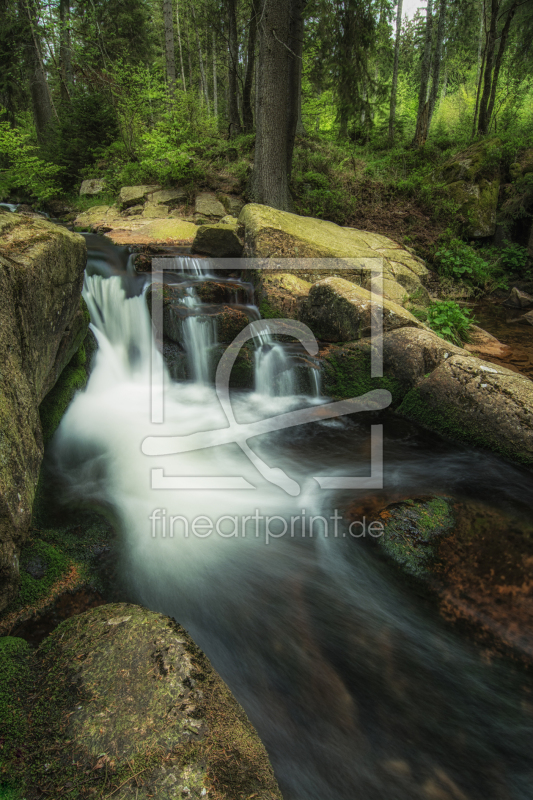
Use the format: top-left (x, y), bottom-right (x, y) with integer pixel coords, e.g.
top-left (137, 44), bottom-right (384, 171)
top-left (239, 204), bottom-right (429, 306)
top-left (195, 193), bottom-right (226, 219)
top-left (215, 306), bottom-right (250, 342)
top-left (24, 554), bottom-right (48, 579)
top-left (378, 497), bottom-right (455, 581)
top-left (255, 272), bottom-right (311, 320)
top-left (221, 195), bottom-right (245, 217)
top-left (4, 603), bottom-right (282, 800)
top-left (397, 355), bottom-right (533, 466)
top-left (300, 276), bottom-right (423, 343)
top-left (79, 178), bottom-right (106, 196)
top-left (436, 138), bottom-right (501, 238)
top-left (0, 213), bottom-right (87, 612)
top-left (516, 310), bottom-right (533, 326)
top-left (119, 184), bottom-right (161, 209)
top-left (192, 222), bottom-right (243, 257)
top-left (503, 286), bottom-right (533, 308)
top-left (463, 325), bottom-right (512, 359)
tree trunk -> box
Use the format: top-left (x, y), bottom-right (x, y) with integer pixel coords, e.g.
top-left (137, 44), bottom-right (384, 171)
top-left (190, 1), bottom-right (210, 113)
top-left (163, 0), bottom-right (176, 91)
top-left (388, 0), bottom-right (403, 145)
top-left (21, 0), bottom-right (56, 140)
top-left (59, 0), bottom-right (72, 103)
top-left (286, 0), bottom-right (306, 156)
top-left (427, 0), bottom-right (447, 129)
top-left (249, 0), bottom-right (304, 210)
top-left (484, 0), bottom-right (519, 129)
top-left (176, 0), bottom-right (187, 91)
top-left (411, 0), bottom-right (433, 148)
top-left (213, 30), bottom-right (218, 116)
top-left (227, 0), bottom-right (241, 137)
top-left (477, 0), bottom-right (498, 135)
top-left (242, 0), bottom-right (259, 133)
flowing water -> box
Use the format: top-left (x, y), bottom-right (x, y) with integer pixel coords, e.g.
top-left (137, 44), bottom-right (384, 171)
top-left (49, 237), bottom-right (533, 800)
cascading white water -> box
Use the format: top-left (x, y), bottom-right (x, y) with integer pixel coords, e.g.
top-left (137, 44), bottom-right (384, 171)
top-left (52, 252), bottom-right (533, 800)
top-left (181, 288), bottom-right (218, 384)
top-left (251, 321), bottom-right (296, 397)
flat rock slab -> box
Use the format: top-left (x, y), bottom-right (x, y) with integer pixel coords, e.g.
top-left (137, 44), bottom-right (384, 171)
top-left (73, 207), bottom-right (198, 245)
top-left (195, 193), bottom-right (226, 218)
top-left (79, 178), bottom-right (106, 196)
top-left (119, 184), bottom-right (161, 208)
top-left (147, 188), bottom-right (187, 206)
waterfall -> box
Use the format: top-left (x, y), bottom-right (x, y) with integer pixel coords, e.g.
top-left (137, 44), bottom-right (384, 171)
top-left (50, 244), bottom-right (533, 800)
top-left (181, 288), bottom-right (217, 384)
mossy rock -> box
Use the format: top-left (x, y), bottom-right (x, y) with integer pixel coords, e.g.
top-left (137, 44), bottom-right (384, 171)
top-left (192, 223), bottom-right (243, 258)
top-left (5, 603), bottom-right (282, 800)
top-left (215, 307), bottom-right (250, 343)
top-left (378, 497), bottom-right (455, 581)
top-left (39, 338), bottom-right (89, 443)
top-left (256, 272), bottom-right (311, 320)
top-left (321, 342), bottom-right (404, 403)
top-left (0, 636), bottom-right (33, 772)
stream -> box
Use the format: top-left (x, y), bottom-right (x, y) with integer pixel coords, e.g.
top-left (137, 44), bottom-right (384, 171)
top-left (44, 236), bottom-right (533, 800)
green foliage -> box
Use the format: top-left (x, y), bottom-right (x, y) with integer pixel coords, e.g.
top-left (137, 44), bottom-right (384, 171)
top-left (0, 636), bottom-right (32, 779)
top-left (44, 91), bottom-right (119, 190)
top-left (498, 242), bottom-right (529, 274)
top-left (426, 300), bottom-right (476, 345)
top-left (0, 119), bottom-right (62, 202)
top-left (435, 238), bottom-right (507, 290)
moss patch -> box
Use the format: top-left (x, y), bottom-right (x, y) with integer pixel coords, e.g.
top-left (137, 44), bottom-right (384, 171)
top-left (39, 342), bottom-right (88, 443)
top-left (0, 637), bottom-right (33, 774)
top-left (322, 344), bottom-right (403, 403)
top-left (378, 497), bottom-right (455, 581)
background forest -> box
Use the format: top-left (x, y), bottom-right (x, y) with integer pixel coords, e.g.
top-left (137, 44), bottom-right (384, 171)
top-left (1, 0), bottom-right (533, 265)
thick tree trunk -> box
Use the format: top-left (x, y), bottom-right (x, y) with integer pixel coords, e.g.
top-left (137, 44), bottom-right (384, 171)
top-left (249, 0), bottom-right (304, 210)
top-left (287, 0), bottom-right (306, 156)
top-left (427, 0), bottom-right (447, 129)
top-left (227, 0), bottom-right (241, 137)
top-left (477, 0), bottom-right (498, 135)
top-left (242, 0), bottom-right (259, 133)
top-left (176, 0), bottom-right (187, 91)
top-left (388, 0), bottom-right (403, 145)
top-left (484, 0), bottom-right (519, 129)
top-left (411, 0), bottom-right (433, 148)
top-left (59, 0), bottom-right (72, 103)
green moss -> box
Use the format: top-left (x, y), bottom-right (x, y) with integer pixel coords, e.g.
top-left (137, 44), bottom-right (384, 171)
top-left (39, 342), bottom-right (88, 443)
top-left (397, 387), bottom-right (533, 466)
top-left (0, 637), bottom-right (32, 774)
top-left (259, 296), bottom-right (284, 319)
top-left (323, 346), bottom-right (403, 403)
top-left (379, 497), bottom-right (455, 581)
top-left (17, 539), bottom-right (71, 607)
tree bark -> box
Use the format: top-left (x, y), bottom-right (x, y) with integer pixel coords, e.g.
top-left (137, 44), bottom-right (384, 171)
top-left (163, 0), bottom-right (176, 91)
top-left (477, 0), bottom-right (498, 135)
top-left (176, 0), bottom-right (187, 91)
top-left (411, 0), bottom-right (433, 148)
top-left (242, 0), bottom-right (259, 133)
top-left (249, 0), bottom-right (304, 210)
top-left (388, 0), bottom-right (403, 145)
top-left (21, 0), bottom-right (56, 140)
top-left (213, 30), bottom-right (218, 116)
top-left (484, 0), bottom-right (519, 129)
top-left (59, 0), bottom-right (72, 103)
top-left (227, 0), bottom-right (241, 136)
top-left (427, 0), bottom-right (447, 129)
top-left (190, 1), bottom-right (210, 113)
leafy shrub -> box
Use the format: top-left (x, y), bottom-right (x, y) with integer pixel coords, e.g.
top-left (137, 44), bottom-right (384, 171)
top-left (498, 242), bottom-right (529, 274)
top-left (0, 120), bottom-right (62, 202)
top-left (435, 238), bottom-right (507, 291)
top-left (426, 300), bottom-right (476, 345)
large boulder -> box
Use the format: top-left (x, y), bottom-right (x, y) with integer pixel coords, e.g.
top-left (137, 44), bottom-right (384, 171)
top-left (437, 138), bottom-right (501, 238)
top-left (397, 354), bottom-right (533, 465)
top-left (195, 193), bottom-right (226, 219)
top-left (238, 204), bottom-right (429, 305)
top-left (192, 222), bottom-right (243, 257)
top-left (0, 212), bottom-right (87, 611)
top-left (300, 276), bottom-right (424, 342)
top-left (147, 188), bottom-right (187, 207)
top-left (3, 603), bottom-right (282, 800)
top-left (79, 178), bottom-right (106, 196)
top-left (119, 184), bottom-right (161, 209)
